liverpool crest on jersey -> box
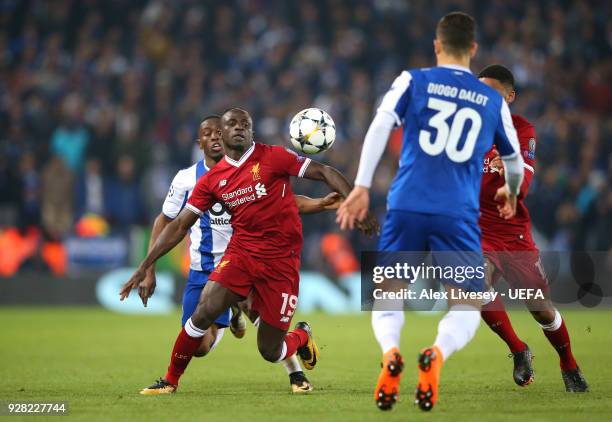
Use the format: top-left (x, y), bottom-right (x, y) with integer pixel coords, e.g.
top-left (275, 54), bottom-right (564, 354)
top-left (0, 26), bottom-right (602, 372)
top-left (251, 162), bottom-right (261, 181)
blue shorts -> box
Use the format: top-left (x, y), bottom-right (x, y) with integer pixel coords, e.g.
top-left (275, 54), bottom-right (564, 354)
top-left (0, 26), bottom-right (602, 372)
top-left (378, 210), bottom-right (484, 292)
top-left (182, 269), bottom-right (231, 328)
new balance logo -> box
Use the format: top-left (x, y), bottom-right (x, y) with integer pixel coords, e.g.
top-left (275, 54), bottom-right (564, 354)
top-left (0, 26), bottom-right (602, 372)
top-left (255, 182), bottom-right (267, 198)
top-left (280, 316), bottom-right (290, 323)
top-left (220, 179), bottom-right (227, 187)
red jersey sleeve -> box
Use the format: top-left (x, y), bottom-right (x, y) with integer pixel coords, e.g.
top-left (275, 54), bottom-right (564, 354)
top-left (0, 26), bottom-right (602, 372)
top-left (269, 145), bottom-right (312, 177)
top-left (186, 173), bottom-right (214, 216)
top-left (516, 118), bottom-right (536, 198)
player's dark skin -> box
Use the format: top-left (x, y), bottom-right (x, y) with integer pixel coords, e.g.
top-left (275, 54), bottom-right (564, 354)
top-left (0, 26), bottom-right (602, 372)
top-left (121, 108), bottom-right (378, 363)
top-left (128, 116), bottom-right (345, 357)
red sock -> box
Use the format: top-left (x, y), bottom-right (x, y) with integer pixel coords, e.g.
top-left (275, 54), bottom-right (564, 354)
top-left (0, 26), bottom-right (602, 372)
top-left (283, 328), bottom-right (309, 358)
top-left (481, 296), bottom-right (526, 354)
top-left (542, 319), bottom-right (577, 371)
top-left (164, 328), bottom-right (203, 386)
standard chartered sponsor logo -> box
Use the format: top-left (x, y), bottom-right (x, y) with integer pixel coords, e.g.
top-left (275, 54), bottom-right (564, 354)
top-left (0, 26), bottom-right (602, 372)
top-left (222, 185), bottom-right (253, 200)
top-left (222, 183), bottom-right (267, 208)
top-left (255, 182), bottom-right (267, 198)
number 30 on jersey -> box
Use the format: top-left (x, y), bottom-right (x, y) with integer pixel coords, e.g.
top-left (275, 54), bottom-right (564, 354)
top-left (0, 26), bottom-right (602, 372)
top-left (419, 97), bottom-right (482, 163)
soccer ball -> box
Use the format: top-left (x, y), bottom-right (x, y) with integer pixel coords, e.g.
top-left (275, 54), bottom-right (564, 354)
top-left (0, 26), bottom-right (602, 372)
top-left (289, 108), bottom-right (336, 154)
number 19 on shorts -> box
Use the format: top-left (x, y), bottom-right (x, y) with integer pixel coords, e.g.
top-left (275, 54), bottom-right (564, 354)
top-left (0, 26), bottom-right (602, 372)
top-left (280, 293), bottom-right (298, 323)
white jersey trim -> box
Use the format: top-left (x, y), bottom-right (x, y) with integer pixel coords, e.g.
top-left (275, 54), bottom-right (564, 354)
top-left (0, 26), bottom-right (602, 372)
top-left (298, 158), bottom-right (312, 178)
top-left (376, 70), bottom-right (412, 126)
top-left (185, 203), bottom-right (203, 216)
top-left (354, 111), bottom-right (396, 189)
top-left (439, 64), bottom-right (472, 74)
top-left (224, 143), bottom-right (255, 167)
top-left (498, 101), bottom-right (521, 159)
top-left (524, 163), bottom-right (535, 173)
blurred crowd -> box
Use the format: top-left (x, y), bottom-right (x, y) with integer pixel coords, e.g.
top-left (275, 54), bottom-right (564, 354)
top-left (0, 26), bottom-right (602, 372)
top-left (0, 0), bottom-right (610, 272)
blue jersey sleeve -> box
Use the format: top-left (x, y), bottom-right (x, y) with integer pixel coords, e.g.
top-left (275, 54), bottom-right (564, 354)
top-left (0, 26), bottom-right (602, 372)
top-left (376, 70), bottom-right (413, 126)
top-left (494, 100), bottom-right (521, 158)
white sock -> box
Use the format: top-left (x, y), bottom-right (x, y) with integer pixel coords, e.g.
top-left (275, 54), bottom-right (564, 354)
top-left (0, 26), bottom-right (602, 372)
top-left (209, 328), bottom-right (225, 351)
top-left (282, 354), bottom-right (303, 374)
top-left (481, 287), bottom-right (496, 306)
top-left (538, 309), bottom-right (562, 331)
top-left (433, 305), bottom-right (480, 360)
top-left (185, 317), bottom-right (207, 338)
top-left (372, 310), bottom-right (404, 353)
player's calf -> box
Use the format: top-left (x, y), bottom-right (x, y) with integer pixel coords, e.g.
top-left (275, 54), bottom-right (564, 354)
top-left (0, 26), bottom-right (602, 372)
top-left (193, 325), bottom-right (222, 357)
top-left (258, 341), bottom-right (285, 363)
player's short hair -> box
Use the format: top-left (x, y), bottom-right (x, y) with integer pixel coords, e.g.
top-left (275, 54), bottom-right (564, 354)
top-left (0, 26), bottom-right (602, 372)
top-left (201, 114), bottom-right (221, 124)
top-left (436, 12), bottom-right (476, 57)
top-left (222, 107), bottom-right (250, 117)
top-left (478, 64), bottom-right (515, 90)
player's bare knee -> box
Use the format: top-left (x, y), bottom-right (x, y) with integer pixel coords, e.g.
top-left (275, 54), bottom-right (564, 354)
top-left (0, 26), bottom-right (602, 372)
top-left (258, 343), bottom-right (281, 363)
top-left (526, 298), bottom-right (555, 324)
top-left (191, 304), bottom-right (212, 328)
top-left (192, 300), bottom-right (217, 327)
top-left (530, 308), bottom-right (556, 325)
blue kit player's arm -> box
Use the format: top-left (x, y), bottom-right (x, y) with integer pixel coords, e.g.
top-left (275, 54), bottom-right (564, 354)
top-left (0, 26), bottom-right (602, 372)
top-left (337, 71), bottom-right (411, 229)
top-left (354, 71), bottom-right (412, 188)
top-left (494, 101), bottom-right (524, 196)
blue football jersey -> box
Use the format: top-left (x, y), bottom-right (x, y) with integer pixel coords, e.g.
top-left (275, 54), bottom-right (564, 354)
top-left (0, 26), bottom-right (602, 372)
top-left (378, 64), bottom-right (520, 222)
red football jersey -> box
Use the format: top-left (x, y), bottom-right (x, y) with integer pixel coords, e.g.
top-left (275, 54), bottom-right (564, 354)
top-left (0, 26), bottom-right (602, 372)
top-left (186, 143), bottom-right (311, 258)
top-left (479, 114), bottom-right (536, 242)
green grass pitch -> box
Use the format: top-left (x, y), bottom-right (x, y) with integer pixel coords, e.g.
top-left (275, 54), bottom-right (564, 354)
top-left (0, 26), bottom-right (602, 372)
top-left (1, 307), bottom-right (611, 421)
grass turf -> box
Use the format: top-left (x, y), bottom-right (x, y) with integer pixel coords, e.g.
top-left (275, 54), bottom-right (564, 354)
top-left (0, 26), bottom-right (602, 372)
top-left (1, 307), bottom-right (611, 421)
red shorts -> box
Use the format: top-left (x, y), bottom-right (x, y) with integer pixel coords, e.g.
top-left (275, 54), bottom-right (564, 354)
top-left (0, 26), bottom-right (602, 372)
top-left (208, 248), bottom-right (301, 331)
top-left (481, 235), bottom-right (549, 294)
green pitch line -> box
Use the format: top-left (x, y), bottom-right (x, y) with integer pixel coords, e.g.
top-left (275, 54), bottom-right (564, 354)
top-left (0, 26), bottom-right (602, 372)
top-left (0, 307), bottom-right (611, 421)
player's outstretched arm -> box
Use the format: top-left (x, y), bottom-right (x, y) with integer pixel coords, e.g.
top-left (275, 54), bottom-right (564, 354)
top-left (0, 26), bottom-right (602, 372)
top-left (295, 192), bottom-right (343, 214)
top-left (119, 208), bottom-right (198, 301)
top-left (302, 161), bottom-right (352, 197)
top-left (303, 161), bottom-right (379, 235)
top-left (136, 212), bottom-right (173, 306)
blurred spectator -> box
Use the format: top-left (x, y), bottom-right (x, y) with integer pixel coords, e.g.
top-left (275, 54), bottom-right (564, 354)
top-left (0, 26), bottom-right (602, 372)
top-left (105, 155), bottom-right (144, 231)
top-left (41, 156), bottom-right (74, 239)
top-left (17, 152), bottom-right (41, 230)
top-left (76, 158), bottom-right (106, 219)
top-left (0, 0), bottom-right (609, 273)
top-left (0, 155), bottom-right (19, 227)
top-left (50, 93), bottom-right (90, 172)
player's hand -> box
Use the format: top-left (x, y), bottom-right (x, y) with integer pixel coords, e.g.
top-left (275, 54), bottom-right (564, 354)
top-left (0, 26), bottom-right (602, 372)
top-left (494, 185), bottom-right (517, 220)
top-left (336, 186), bottom-right (369, 230)
top-left (490, 151), bottom-right (504, 177)
top-left (138, 270), bottom-right (157, 307)
top-left (356, 211), bottom-right (380, 237)
top-left (320, 192), bottom-right (344, 210)
top-left (119, 267), bottom-right (147, 301)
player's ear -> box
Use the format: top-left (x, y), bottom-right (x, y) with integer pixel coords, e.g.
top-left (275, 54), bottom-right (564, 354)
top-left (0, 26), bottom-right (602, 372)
top-left (469, 42), bottom-right (478, 59)
top-left (506, 90), bottom-right (516, 105)
top-left (433, 39), bottom-right (442, 55)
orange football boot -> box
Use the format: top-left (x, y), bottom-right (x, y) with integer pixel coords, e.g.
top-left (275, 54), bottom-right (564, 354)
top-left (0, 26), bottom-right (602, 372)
top-left (415, 346), bottom-right (444, 411)
top-left (374, 347), bottom-right (404, 411)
